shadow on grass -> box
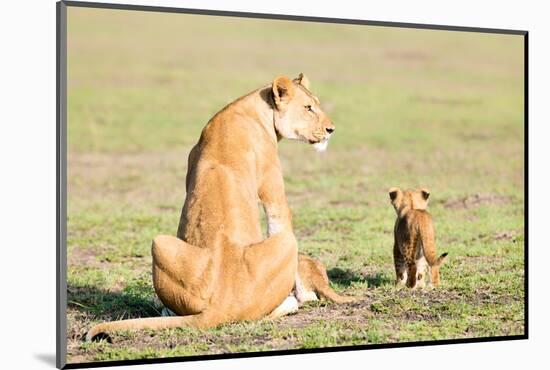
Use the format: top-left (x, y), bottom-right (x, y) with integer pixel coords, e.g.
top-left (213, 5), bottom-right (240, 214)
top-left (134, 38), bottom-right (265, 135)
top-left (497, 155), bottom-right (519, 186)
top-left (67, 282), bottom-right (160, 321)
top-left (328, 267), bottom-right (393, 288)
top-left (68, 268), bottom-right (392, 323)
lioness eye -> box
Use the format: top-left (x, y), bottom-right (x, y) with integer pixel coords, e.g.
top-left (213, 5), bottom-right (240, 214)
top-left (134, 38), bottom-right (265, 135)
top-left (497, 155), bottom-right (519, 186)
top-left (305, 105), bottom-right (313, 112)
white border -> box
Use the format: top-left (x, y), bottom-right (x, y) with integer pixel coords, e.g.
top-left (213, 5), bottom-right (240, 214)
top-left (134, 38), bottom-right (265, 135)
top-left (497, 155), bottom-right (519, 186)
top-left (2, 0), bottom-right (548, 369)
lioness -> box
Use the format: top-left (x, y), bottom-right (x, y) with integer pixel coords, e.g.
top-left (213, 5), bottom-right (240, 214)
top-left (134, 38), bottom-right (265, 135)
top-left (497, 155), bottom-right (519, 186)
top-left (87, 74), bottom-right (353, 341)
top-left (389, 187), bottom-right (448, 289)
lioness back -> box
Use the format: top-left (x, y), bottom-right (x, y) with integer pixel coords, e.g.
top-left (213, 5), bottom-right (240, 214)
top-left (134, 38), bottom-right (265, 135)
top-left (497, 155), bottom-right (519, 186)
top-left (86, 74), bottom-right (340, 341)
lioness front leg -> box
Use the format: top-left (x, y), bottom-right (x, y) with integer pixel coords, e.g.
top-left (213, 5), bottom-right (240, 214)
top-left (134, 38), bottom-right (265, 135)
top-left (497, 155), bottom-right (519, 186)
top-left (259, 172), bottom-right (320, 306)
top-left (258, 164), bottom-right (304, 310)
top-left (262, 200), bottom-right (310, 303)
top-left (261, 199), bottom-right (303, 309)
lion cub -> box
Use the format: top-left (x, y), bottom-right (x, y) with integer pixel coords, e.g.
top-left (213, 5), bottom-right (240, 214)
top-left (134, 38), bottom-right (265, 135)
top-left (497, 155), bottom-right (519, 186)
top-left (388, 187), bottom-right (448, 289)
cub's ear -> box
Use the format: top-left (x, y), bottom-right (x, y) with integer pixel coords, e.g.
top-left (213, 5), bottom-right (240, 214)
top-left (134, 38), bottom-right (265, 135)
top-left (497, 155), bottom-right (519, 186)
top-left (420, 188), bottom-right (430, 200)
top-left (388, 187), bottom-right (401, 202)
top-left (272, 76), bottom-right (295, 109)
top-left (293, 73), bottom-right (311, 90)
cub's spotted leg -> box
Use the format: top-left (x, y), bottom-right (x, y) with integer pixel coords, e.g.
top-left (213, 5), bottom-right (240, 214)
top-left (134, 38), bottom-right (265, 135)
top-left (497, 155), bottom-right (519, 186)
top-left (406, 263), bottom-right (418, 289)
top-left (394, 242), bottom-right (408, 286)
top-left (415, 254), bottom-right (428, 289)
top-left (400, 236), bottom-right (419, 289)
top-left (395, 262), bottom-right (408, 286)
top-left (425, 266), bottom-right (436, 290)
top-left (404, 241), bottom-right (418, 289)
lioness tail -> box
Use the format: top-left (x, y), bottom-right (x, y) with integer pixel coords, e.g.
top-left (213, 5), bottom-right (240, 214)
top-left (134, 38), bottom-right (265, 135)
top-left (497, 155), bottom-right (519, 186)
top-left (86, 313), bottom-right (210, 342)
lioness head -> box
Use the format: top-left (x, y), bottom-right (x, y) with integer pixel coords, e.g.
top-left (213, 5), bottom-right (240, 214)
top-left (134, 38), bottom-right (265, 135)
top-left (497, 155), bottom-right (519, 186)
top-left (271, 73), bottom-right (335, 152)
top-left (389, 187), bottom-right (430, 215)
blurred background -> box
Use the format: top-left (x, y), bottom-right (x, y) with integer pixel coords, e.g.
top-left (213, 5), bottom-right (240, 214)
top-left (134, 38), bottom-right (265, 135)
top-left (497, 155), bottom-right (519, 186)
top-left (66, 7), bottom-right (524, 363)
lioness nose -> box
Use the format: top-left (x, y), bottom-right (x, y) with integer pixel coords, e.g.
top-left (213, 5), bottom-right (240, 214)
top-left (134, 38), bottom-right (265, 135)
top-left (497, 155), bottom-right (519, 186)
top-left (326, 127), bottom-right (335, 134)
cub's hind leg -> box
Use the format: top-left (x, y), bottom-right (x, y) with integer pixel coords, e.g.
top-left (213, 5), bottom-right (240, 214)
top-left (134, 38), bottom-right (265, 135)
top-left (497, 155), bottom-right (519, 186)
top-left (297, 254), bottom-right (356, 304)
top-left (401, 239), bottom-right (418, 289)
top-left (393, 241), bottom-right (408, 286)
top-left (415, 243), bottom-right (428, 288)
top-left (406, 262), bottom-right (418, 289)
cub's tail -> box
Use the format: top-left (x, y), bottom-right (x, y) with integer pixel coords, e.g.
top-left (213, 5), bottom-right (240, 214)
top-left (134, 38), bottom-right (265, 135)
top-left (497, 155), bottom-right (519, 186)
top-left (436, 252), bottom-right (449, 266)
top-left (419, 221), bottom-right (448, 267)
top-left (424, 248), bottom-right (449, 267)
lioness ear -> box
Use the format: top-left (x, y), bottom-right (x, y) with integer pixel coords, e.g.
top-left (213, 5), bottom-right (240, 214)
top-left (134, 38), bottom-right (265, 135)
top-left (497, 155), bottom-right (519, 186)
top-left (272, 76), bottom-right (295, 109)
top-left (389, 187), bottom-right (401, 202)
top-left (293, 73), bottom-right (311, 90)
top-left (420, 188), bottom-right (430, 200)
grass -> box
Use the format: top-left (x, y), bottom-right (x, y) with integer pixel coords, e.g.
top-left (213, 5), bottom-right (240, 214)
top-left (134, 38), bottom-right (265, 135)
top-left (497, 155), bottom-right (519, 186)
top-left (66, 7), bottom-right (525, 364)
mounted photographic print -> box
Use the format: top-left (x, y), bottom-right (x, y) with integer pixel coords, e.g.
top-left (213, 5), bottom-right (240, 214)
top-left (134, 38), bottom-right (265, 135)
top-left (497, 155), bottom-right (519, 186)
top-left (56, 1), bottom-right (527, 368)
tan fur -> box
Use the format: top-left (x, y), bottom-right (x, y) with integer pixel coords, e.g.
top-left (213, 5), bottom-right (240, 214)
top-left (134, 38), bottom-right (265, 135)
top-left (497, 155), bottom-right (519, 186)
top-left (86, 74), bottom-right (340, 341)
top-left (296, 254), bottom-right (357, 304)
top-left (389, 187), bottom-right (448, 289)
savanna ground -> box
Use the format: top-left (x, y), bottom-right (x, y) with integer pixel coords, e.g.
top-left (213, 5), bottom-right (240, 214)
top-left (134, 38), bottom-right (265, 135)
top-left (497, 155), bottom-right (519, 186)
top-left (66, 8), bottom-right (525, 364)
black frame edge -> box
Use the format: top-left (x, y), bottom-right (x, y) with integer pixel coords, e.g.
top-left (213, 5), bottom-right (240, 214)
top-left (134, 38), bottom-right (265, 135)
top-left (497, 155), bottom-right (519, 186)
top-left (57, 1), bottom-right (68, 369)
top-left (523, 32), bottom-right (529, 339)
top-left (62, 0), bottom-right (527, 35)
